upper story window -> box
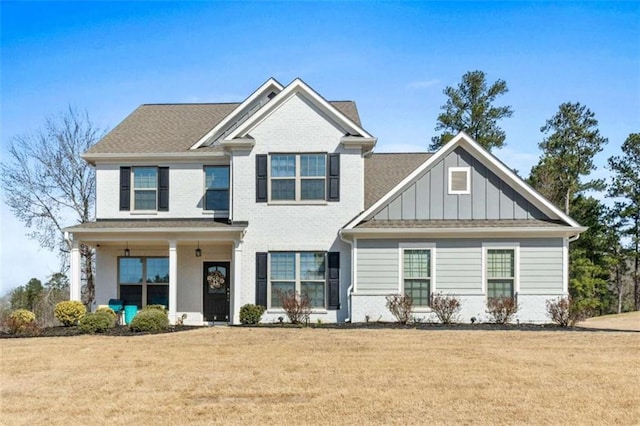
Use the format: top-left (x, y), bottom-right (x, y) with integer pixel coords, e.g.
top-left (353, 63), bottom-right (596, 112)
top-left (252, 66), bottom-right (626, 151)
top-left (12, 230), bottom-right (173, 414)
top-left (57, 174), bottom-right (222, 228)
top-left (133, 167), bottom-right (158, 210)
top-left (256, 153), bottom-right (339, 203)
top-left (204, 166), bottom-right (230, 211)
top-left (120, 166), bottom-right (169, 212)
top-left (448, 166), bottom-right (470, 195)
top-left (270, 154), bottom-right (326, 201)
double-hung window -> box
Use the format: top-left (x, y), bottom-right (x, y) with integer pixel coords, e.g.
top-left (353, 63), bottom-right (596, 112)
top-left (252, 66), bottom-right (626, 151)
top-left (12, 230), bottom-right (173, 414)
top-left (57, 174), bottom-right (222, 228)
top-left (204, 166), bottom-right (230, 211)
top-left (486, 249), bottom-right (515, 299)
top-left (402, 249), bottom-right (432, 307)
top-left (269, 252), bottom-right (326, 309)
top-left (270, 154), bottom-right (326, 201)
top-left (133, 167), bottom-right (158, 210)
top-left (118, 257), bottom-right (169, 309)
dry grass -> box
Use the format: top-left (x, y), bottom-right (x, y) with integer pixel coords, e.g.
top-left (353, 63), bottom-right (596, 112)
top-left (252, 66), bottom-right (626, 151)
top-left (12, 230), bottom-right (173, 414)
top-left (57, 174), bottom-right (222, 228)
top-left (1, 328), bottom-right (639, 425)
top-left (577, 311), bottom-right (640, 331)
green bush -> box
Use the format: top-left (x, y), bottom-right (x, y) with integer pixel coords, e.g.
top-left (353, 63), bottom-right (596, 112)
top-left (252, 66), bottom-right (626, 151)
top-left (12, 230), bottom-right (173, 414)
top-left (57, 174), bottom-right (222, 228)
top-left (143, 304), bottom-right (167, 313)
top-left (54, 301), bottom-right (86, 326)
top-left (7, 309), bottom-right (38, 334)
top-left (130, 309), bottom-right (169, 333)
top-left (95, 307), bottom-right (117, 325)
top-left (239, 304), bottom-right (266, 325)
top-left (78, 312), bottom-right (113, 334)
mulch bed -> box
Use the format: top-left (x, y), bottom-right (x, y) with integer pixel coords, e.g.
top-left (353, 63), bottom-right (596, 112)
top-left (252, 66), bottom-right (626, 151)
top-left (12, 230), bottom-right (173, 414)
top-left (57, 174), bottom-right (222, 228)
top-left (2, 322), bottom-right (636, 339)
top-left (0, 325), bottom-right (201, 339)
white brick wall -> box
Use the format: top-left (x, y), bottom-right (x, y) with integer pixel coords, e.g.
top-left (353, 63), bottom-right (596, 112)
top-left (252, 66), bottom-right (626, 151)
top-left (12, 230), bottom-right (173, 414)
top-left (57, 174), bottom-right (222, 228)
top-left (96, 161), bottom-right (229, 219)
top-left (351, 293), bottom-right (558, 324)
top-left (231, 94), bottom-right (362, 322)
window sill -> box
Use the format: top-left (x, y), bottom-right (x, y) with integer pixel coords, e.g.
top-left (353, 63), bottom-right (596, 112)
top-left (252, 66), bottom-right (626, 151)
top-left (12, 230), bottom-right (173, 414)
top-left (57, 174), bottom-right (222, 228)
top-left (130, 211), bottom-right (158, 215)
top-left (267, 201), bottom-right (328, 206)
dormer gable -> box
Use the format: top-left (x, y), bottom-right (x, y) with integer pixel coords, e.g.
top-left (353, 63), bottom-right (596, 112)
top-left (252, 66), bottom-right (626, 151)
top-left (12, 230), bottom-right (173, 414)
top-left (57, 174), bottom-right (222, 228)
top-left (190, 78), bottom-right (285, 149)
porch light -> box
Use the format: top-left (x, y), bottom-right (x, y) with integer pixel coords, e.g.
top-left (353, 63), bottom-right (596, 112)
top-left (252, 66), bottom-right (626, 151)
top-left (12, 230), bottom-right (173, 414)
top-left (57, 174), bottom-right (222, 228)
top-left (124, 241), bottom-right (130, 257)
top-left (195, 241), bottom-right (202, 257)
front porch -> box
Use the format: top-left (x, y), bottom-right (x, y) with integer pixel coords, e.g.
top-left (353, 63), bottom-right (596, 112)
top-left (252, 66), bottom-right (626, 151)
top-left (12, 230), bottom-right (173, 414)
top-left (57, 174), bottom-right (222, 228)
top-left (64, 220), bottom-right (246, 325)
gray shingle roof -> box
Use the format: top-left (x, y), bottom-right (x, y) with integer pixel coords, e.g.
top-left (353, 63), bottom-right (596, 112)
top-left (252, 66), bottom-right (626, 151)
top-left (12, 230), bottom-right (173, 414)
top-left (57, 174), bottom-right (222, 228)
top-left (86, 101), bottom-right (362, 154)
top-left (364, 153), bottom-right (432, 209)
top-left (356, 219), bottom-right (570, 229)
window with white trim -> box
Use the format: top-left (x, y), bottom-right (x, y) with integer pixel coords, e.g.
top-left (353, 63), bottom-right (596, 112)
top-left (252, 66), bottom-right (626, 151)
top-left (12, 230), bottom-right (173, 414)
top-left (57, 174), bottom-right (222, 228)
top-left (269, 252), bottom-right (326, 308)
top-left (204, 166), bottom-right (230, 211)
top-left (486, 249), bottom-right (515, 299)
top-left (118, 257), bottom-right (169, 309)
top-left (402, 249), bottom-right (431, 307)
top-left (133, 167), bottom-right (158, 210)
top-left (270, 154), bottom-right (326, 201)
top-left (448, 166), bottom-right (470, 194)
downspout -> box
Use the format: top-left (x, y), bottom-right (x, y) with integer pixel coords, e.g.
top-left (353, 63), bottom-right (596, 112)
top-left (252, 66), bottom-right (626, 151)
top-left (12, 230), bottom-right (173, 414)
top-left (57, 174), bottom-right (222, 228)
top-left (339, 230), bottom-right (354, 323)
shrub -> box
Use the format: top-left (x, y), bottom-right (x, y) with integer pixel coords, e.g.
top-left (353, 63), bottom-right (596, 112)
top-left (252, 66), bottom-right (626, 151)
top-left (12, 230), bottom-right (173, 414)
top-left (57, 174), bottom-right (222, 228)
top-left (239, 304), bottom-right (266, 325)
top-left (54, 301), bottom-right (86, 326)
top-left (143, 304), bottom-right (167, 313)
top-left (385, 294), bottom-right (413, 324)
top-left (6, 309), bottom-right (38, 335)
top-left (486, 297), bottom-right (519, 324)
top-left (129, 309), bottom-right (169, 333)
top-left (78, 312), bottom-right (113, 334)
top-left (95, 307), bottom-right (117, 325)
top-left (546, 296), bottom-right (589, 327)
top-left (279, 290), bottom-right (312, 324)
top-left (430, 292), bottom-right (462, 324)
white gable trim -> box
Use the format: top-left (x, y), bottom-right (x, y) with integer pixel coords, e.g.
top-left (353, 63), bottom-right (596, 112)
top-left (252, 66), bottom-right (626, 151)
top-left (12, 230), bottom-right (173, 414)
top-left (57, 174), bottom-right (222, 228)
top-left (190, 78), bottom-right (284, 150)
top-left (223, 78), bottom-right (373, 140)
top-left (344, 131), bottom-right (583, 230)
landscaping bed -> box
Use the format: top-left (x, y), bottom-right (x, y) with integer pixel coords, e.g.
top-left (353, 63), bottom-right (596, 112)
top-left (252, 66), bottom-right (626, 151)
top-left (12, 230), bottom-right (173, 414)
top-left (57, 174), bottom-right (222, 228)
top-left (0, 324), bottom-right (200, 338)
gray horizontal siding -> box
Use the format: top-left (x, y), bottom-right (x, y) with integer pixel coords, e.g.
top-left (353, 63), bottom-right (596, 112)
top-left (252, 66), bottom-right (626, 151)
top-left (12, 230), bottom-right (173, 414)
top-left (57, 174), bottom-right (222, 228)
top-left (355, 238), bottom-right (565, 296)
top-left (357, 240), bottom-right (398, 293)
top-left (520, 239), bottom-right (563, 292)
top-left (373, 146), bottom-right (549, 222)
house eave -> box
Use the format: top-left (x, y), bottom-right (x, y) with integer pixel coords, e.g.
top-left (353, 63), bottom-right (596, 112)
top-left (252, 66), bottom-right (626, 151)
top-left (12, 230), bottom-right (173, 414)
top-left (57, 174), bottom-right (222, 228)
top-left (340, 226), bottom-right (588, 239)
top-left (81, 151), bottom-right (227, 165)
top-left (340, 136), bottom-right (377, 152)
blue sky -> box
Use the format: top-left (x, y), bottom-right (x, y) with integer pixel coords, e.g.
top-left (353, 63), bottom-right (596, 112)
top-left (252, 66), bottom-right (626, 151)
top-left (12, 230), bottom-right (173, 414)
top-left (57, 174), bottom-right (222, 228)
top-left (1, 1), bottom-right (638, 294)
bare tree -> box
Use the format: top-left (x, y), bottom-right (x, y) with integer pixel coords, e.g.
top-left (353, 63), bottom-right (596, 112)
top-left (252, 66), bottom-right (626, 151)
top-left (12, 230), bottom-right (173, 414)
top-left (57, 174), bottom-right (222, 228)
top-left (1, 107), bottom-right (105, 305)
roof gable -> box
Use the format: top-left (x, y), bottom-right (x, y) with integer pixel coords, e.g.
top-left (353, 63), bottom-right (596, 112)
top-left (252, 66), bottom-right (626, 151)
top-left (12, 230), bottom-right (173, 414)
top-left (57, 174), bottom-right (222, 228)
top-left (346, 132), bottom-right (583, 230)
top-left (190, 78), bottom-right (284, 149)
top-left (224, 78), bottom-right (373, 140)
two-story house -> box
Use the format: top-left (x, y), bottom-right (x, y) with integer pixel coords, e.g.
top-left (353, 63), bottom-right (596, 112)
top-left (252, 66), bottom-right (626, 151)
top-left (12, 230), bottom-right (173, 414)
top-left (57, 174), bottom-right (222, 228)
top-left (64, 78), bottom-right (586, 325)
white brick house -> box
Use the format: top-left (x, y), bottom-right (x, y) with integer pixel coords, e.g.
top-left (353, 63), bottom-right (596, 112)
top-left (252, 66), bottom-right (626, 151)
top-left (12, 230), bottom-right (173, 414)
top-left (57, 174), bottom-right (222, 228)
top-left (64, 78), bottom-right (586, 325)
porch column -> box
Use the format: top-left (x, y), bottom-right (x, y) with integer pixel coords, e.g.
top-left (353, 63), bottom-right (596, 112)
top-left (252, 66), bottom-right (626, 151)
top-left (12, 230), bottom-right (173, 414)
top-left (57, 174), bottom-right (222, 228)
top-left (70, 239), bottom-right (82, 302)
top-left (168, 240), bottom-right (178, 324)
top-left (231, 239), bottom-right (243, 325)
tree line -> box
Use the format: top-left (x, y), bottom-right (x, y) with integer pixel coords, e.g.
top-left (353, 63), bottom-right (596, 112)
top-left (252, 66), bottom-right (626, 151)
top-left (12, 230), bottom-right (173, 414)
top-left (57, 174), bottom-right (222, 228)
top-left (1, 74), bottom-right (638, 316)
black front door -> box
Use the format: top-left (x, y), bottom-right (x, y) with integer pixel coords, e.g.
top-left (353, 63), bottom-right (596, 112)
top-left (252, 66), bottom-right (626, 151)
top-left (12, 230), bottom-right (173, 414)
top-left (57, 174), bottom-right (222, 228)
top-left (203, 262), bottom-right (230, 322)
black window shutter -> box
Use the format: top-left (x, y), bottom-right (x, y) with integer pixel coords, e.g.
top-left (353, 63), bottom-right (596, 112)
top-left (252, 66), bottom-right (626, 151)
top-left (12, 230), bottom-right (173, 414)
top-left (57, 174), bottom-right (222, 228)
top-left (327, 154), bottom-right (340, 201)
top-left (256, 252), bottom-right (268, 308)
top-left (119, 167), bottom-right (131, 211)
top-left (327, 251), bottom-right (340, 309)
top-left (256, 155), bottom-right (268, 202)
top-left (158, 167), bottom-right (169, 211)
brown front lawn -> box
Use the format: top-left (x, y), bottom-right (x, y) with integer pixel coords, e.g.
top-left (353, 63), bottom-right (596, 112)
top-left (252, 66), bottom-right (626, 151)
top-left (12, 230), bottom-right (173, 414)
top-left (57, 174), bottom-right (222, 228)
top-left (1, 328), bottom-right (638, 425)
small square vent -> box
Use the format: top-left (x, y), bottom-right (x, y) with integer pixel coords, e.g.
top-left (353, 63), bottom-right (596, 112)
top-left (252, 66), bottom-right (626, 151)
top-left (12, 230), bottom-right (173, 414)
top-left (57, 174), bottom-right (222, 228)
top-left (448, 167), bottom-right (470, 194)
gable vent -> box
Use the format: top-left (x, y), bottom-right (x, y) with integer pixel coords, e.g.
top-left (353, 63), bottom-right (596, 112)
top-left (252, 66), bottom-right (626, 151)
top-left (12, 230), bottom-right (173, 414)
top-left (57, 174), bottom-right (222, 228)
top-left (267, 91), bottom-right (277, 100)
top-left (448, 167), bottom-right (470, 194)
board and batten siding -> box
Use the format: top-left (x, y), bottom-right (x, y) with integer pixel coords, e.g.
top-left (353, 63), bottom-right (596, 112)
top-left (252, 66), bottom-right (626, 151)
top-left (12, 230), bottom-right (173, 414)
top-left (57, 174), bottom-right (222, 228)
top-left (374, 146), bottom-right (548, 221)
top-left (356, 238), bottom-right (564, 295)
